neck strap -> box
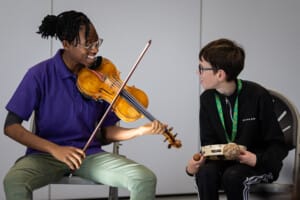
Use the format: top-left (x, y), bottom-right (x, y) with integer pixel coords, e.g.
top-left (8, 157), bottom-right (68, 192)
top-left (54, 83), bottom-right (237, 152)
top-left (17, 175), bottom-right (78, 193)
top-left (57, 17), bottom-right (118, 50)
top-left (215, 79), bottom-right (242, 143)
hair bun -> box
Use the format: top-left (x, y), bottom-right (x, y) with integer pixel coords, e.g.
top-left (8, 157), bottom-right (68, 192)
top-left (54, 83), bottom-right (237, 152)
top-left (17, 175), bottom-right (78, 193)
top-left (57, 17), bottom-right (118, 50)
top-left (37, 15), bottom-right (58, 38)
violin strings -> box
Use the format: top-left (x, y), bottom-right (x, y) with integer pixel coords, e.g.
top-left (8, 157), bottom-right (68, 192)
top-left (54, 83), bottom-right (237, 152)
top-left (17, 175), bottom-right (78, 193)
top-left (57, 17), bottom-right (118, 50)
top-left (123, 90), bottom-right (155, 120)
top-left (107, 77), bottom-right (179, 146)
top-left (108, 76), bottom-right (156, 121)
top-left (109, 77), bottom-right (155, 120)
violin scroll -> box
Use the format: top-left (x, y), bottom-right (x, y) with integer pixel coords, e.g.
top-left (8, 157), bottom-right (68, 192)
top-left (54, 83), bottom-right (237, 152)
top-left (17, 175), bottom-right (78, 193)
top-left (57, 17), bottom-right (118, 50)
top-left (163, 127), bottom-right (182, 149)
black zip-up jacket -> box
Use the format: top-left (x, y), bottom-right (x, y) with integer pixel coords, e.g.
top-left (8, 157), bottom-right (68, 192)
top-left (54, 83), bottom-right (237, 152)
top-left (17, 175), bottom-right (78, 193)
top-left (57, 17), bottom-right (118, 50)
top-left (200, 79), bottom-right (289, 180)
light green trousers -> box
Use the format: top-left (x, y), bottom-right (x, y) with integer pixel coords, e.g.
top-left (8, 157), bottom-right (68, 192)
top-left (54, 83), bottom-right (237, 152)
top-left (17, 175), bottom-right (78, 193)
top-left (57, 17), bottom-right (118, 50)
top-left (3, 152), bottom-right (156, 200)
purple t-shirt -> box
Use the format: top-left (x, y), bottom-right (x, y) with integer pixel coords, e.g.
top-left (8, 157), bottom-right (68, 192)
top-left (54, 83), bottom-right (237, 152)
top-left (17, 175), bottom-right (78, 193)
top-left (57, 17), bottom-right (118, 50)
top-left (6, 49), bottom-right (120, 155)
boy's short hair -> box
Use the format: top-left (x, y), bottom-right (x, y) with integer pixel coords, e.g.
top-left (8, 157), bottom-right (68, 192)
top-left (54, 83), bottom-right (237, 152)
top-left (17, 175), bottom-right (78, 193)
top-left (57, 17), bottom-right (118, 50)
top-left (199, 38), bottom-right (245, 81)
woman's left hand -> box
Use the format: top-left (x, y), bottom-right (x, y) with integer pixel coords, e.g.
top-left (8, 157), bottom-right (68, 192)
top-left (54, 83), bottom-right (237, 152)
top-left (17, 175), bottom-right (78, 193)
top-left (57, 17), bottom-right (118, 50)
top-left (139, 120), bottom-right (167, 136)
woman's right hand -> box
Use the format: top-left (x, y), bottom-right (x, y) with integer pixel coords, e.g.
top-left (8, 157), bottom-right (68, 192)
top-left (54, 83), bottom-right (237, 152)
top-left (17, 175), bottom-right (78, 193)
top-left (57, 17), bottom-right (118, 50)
top-left (4, 123), bottom-right (86, 170)
top-left (50, 145), bottom-right (86, 170)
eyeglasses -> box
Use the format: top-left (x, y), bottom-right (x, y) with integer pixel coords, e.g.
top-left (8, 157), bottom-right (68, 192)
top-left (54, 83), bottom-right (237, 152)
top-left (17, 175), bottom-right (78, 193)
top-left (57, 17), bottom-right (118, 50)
top-left (198, 64), bottom-right (216, 74)
top-left (78, 38), bottom-right (104, 51)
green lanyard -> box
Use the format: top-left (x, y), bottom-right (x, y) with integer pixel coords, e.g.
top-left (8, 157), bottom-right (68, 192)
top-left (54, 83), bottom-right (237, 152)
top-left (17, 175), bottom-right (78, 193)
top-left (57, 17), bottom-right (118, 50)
top-left (215, 79), bottom-right (242, 143)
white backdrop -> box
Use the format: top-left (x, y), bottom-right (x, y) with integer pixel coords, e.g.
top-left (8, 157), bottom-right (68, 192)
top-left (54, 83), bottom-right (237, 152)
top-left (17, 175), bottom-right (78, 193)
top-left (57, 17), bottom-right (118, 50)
top-left (1, 0), bottom-right (299, 199)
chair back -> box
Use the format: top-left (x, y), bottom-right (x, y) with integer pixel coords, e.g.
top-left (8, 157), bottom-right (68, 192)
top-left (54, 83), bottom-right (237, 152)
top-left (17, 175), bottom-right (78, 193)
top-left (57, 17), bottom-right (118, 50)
top-left (268, 90), bottom-right (300, 199)
top-left (269, 90), bottom-right (298, 150)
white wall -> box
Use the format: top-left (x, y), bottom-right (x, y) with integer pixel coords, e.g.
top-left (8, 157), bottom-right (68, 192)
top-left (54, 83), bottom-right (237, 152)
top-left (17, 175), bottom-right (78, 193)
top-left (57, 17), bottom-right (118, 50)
top-left (1, 0), bottom-right (299, 199)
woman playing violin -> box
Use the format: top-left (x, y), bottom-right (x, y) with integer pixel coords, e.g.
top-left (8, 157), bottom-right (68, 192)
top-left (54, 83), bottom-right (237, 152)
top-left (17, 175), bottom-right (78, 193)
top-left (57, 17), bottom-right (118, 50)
top-left (3, 10), bottom-right (167, 200)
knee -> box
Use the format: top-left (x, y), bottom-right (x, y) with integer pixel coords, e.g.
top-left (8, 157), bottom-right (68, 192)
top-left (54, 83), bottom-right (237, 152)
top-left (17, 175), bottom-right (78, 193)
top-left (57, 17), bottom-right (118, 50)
top-left (3, 171), bottom-right (26, 194)
top-left (3, 173), bottom-right (10, 191)
top-left (131, 165), bottom-right (157, 189)
top-left (126, 167), bottom-right (157, 199)
top-left (195, 164), bottom-right (220, 189)
top-left (3, 172), bottom-right (16, 190)
top-left (222, 168), bottom-right (243, 186)
top-left (196, 164), bottom-right (218, 181)
top-left (3, 169), bottom-right (33, 192)
top-left (139, 167), bottom-right (157, 184)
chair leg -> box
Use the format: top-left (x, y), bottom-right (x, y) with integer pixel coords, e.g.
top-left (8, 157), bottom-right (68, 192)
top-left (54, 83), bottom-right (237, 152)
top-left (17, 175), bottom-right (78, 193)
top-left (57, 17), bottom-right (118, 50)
top-left (109, 141), bottom-right (120, 200)
top-left (48, 184), bottom-right (51, 200)
top-left (108, 186), bottom-right (118, 200)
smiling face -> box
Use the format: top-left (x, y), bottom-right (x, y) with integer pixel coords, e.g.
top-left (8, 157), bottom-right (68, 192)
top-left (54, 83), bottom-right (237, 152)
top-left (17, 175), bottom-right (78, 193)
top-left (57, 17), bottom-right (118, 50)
top-left (62, 24), bottom-right (101, 73)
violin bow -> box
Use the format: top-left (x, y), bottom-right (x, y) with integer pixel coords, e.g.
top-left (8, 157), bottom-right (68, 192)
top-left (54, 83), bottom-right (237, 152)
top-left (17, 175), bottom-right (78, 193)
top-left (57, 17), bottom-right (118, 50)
top-left (82, 40), bottom-right (152, 152)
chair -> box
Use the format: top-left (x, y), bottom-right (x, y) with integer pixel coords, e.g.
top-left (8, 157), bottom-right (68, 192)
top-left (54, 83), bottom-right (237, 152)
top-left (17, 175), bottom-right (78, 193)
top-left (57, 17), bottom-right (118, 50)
top-left (249, 89), bottom-right (300, 200)
top-left (30, 115), bottom-right (120, 200)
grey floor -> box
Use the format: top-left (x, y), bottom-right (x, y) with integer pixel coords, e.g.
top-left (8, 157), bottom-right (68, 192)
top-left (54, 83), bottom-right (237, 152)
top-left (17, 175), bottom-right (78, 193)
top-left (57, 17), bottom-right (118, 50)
top-left (155, 194), bottom-right (291, 200)
top-left (116, 192), bottom-right (292, 200)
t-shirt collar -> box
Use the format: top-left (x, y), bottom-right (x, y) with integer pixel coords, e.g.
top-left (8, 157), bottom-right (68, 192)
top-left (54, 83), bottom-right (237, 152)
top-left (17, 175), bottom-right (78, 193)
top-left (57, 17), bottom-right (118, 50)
top-left (54, 49), bottom-right (75, 80)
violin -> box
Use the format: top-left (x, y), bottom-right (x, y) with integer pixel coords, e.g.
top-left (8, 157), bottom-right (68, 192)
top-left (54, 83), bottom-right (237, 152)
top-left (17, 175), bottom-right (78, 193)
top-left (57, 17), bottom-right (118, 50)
top-left (77, 56), bottom-right (182, 149)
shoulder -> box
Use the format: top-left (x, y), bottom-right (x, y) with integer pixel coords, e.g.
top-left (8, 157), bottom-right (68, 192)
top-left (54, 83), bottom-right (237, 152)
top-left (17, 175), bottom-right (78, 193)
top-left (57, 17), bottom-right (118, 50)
top-left (239, 80), bottom-right (274, 108)
top-left (241, 80), bottom-right (270, 97)
top-left (26, 50), bottom-right (64, 79)
top-left (200, 89), bottom-right (215, 102)
top-left (29, 58), bottom-right (52, 73)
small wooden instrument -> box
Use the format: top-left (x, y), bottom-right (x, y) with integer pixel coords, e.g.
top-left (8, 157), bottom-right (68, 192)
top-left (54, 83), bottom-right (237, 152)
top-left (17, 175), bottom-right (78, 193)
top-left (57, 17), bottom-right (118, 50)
top-left (201, 143), bottom-right (247, 160)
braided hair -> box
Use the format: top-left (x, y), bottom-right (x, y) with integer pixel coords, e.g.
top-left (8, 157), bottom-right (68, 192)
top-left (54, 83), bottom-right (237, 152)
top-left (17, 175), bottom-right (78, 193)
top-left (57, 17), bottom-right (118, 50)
top-left (37, 10), bottom-right (91, 46)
